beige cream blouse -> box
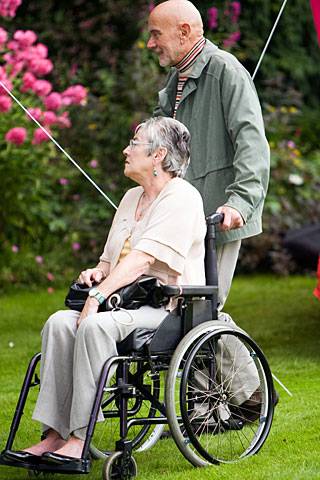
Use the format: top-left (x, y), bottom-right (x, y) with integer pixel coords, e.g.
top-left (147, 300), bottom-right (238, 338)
top-left (99, 177), bottom-right (206, 286)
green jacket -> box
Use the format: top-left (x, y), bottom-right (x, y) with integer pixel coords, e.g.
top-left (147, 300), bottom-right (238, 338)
top-left (154, 39), bottom-right (270, 245)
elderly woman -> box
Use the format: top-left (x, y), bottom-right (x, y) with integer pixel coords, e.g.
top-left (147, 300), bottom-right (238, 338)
top-left (7, 116), bottom-right (206, 464)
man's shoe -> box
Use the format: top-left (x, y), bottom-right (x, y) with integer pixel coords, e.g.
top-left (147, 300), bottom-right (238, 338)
top-left (234, 390), bottom-right (262, 423)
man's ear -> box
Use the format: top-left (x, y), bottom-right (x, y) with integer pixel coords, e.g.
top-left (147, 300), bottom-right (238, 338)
top-left (179, 22), bottom-right (191, 42)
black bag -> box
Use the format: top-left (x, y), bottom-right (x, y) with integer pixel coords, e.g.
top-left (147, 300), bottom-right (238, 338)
top-left (65, 275), bottom-right (168, 312)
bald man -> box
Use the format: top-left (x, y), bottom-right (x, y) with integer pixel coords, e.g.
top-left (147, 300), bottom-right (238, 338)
top-left (148, 0), bottom-right (270, 311)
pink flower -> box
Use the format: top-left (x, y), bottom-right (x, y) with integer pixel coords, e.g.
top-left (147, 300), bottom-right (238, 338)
top-left (223, 31), bottom-right (241, 48)
top-left (0, 94), bottom-right (12, 112)
top-left (32, 43), bottom-right (48, 59)
top-left (35, 255), bottom-right (43, 264)
top-left (61, 85), bottom-right (87, 105)
top-left (59, 177), bottom-right (69, 186)
top-left (13, 29), bottom-right (37, 48)
top-left (72, 242), bottom-right (81, 251)
top-left (32, 128), bottom-right (50, 144)
top-left (89, 159), bottom-right (99, 168)
top-left (208, 6), bottom-right (219, 30)
top-left (0, 68), bottom-right (13, 95)
top-left (29, 58), bottom-right (53, 76)
top-left (21, 71), bottom-right (36, 91)
top-left (46, 272), bottom-right (55, 281)
top-left (32, 79), bottom-right (52, 96)
top-left (0, 26), bottom-right (8, 45)
top-left (56, 111), bottom-right (72, 129)
top-left (0, 0), bottom-right (22, 18)
top-left (47, 287), bottom-right (54, 294)
top-left (44, 92), bottom-right (62, 111)
top-left (27, 107), bottom-right (42, 122)
top-left (5, 127), bottom-right (27, 145)
top-left (43, 111), bottom-right (57, 126)
top-left (11, 244), bottom-right (19, 253)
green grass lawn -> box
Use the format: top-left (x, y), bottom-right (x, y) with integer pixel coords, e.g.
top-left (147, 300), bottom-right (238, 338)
top-left (0, 275), bottom-right (319, 479)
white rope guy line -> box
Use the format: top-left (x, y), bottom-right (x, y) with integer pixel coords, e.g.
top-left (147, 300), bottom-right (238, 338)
top-left (252, 0), bottom-right (289, 81)
top-left (0, 79), bottom-right (118, 210)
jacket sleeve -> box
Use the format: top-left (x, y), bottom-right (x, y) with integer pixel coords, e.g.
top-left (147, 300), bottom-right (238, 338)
top-left (221, 65), bottom-right (270, 222)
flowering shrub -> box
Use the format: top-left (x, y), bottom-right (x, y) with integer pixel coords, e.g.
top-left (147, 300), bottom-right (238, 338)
top-left (239, 105), bottom-right (320, 274)
top-left (206, 1), bottom-right (242, 50)
top-left (0, 4), bottom-right (92, 290)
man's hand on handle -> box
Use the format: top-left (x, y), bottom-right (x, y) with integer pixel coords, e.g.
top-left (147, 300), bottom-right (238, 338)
top-left (217, 205), bottom-right (244, 231)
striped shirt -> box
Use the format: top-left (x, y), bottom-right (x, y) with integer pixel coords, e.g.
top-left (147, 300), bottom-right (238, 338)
top-left (173, 37), bottom-right (206, 118)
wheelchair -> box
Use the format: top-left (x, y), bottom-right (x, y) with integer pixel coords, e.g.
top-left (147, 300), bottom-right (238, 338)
top-left (0, 213), bottom-right (274, 479)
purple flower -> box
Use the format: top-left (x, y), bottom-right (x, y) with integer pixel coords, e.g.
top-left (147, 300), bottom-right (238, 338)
top-left (287, 140), bottom-right (296, 149)
top-left (89, 159), bottom-right (99, 168)
top-left (230, 1), bottom-right (241, 23)
top-left (72, 242), bottom-right (81, 251)
top-left (223, 31), bottom-right (241, 48)
top-left (35, 255), bottom-right (43, 264)
top-left (59, 177), bottom-right (69, 186)
top-left (11, 244), bottom-right (19, 253)
top-left (208, 6), bottom-right (219, 30)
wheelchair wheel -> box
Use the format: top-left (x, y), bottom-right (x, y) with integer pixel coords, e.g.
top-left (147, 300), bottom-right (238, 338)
top-left (165, 321), bottom-right (274, 466)
top-left (102, 451), bottom-right (137, 480)
top-left (91, 360), bottom-right (162, 459)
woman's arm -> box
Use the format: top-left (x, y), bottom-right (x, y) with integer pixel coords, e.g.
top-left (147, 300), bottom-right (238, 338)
top-left (77, 250), bottom-right (154, 326)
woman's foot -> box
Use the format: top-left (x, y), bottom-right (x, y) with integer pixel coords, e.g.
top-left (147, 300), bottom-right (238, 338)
top-left (51, 436), bottom-right (84, 459)
top-left (24, 429), bottom-right (66, 456)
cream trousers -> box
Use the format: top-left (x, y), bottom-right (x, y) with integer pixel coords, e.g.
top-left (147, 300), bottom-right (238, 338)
top-left (32, 306), bottom-right (168, 441)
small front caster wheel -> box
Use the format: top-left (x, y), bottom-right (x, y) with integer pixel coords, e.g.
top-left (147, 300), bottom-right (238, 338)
top-left (102, 451), bottom-right (137, 480)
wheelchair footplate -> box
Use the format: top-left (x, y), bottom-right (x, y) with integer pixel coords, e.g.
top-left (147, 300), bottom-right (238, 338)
top-left (0, 449), bottom-right (91, 475)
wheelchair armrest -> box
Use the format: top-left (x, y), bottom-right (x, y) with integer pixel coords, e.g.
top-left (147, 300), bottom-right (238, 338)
top-left (162, 285), bottom-right (217, 298)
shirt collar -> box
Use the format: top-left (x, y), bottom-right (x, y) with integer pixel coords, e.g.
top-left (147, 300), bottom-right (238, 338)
top-left (174, 37), bottom-right (206, 74)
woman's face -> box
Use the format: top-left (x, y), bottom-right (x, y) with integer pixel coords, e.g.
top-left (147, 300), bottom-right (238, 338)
top-left (123, 129), bottom-right (153, 183)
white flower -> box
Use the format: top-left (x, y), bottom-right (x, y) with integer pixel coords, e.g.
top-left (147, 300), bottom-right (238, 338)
top-left (288, 174), bottom-right (303, 186)
top-left (8, 341), bottom-right (15, 348)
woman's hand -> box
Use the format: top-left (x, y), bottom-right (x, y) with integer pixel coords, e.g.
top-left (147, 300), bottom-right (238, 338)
top-left (77, 297), bottom-right (99, 327)
top-left (78, 267), bottom-right (106, 287)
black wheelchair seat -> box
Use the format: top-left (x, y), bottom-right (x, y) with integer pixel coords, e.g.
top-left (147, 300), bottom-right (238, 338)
top-left (117, 299), bottom-right (214, 356)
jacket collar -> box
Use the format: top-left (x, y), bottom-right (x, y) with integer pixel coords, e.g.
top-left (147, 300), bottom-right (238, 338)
top-left (181, 39), bottom-right (218, 79)
top-left (158, 39), bottom-right (219, 115)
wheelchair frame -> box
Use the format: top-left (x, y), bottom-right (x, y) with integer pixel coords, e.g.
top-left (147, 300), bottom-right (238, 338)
top-left (0, 213), bottom-right (275, 479)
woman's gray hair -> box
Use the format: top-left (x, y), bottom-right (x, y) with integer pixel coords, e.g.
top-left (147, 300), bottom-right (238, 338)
top-left (135, 117), bottom-right (191, 178)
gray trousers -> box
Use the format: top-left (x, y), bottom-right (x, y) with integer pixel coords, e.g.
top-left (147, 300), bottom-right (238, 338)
top-left (32, 306), bottom-right (168, 441)
top-left (195, 240), bottom-right (260, 405)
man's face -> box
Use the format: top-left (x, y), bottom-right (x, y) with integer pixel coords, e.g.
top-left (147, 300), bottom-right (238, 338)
top-left (147, 13), bottom-right (183, 67)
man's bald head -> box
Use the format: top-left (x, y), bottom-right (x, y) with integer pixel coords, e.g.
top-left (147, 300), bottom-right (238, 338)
top-left (147, 1), bottom-right (204, 67)
top-left (150, 1), bottom-right (203, 36)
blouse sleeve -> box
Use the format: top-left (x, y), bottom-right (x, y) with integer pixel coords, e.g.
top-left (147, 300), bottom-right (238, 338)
top-left (134, 182), bottom-right (205, 274)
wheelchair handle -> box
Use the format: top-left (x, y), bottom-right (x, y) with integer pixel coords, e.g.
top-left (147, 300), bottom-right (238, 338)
top-left (206, 212), bottom-right (224, 225)
top-left (206, 212), bottom-right (224, 240)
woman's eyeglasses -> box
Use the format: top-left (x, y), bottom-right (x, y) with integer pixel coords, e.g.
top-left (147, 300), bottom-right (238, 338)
top-left (129, 139), bottom-right (152, 148)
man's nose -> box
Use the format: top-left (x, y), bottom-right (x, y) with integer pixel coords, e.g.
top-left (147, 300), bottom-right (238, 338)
top-left (147, 37), bottom-right (155, 49)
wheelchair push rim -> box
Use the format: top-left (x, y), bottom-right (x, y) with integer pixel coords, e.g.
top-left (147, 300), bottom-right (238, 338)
top-left (165, 321), bottom-right (274, 467)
